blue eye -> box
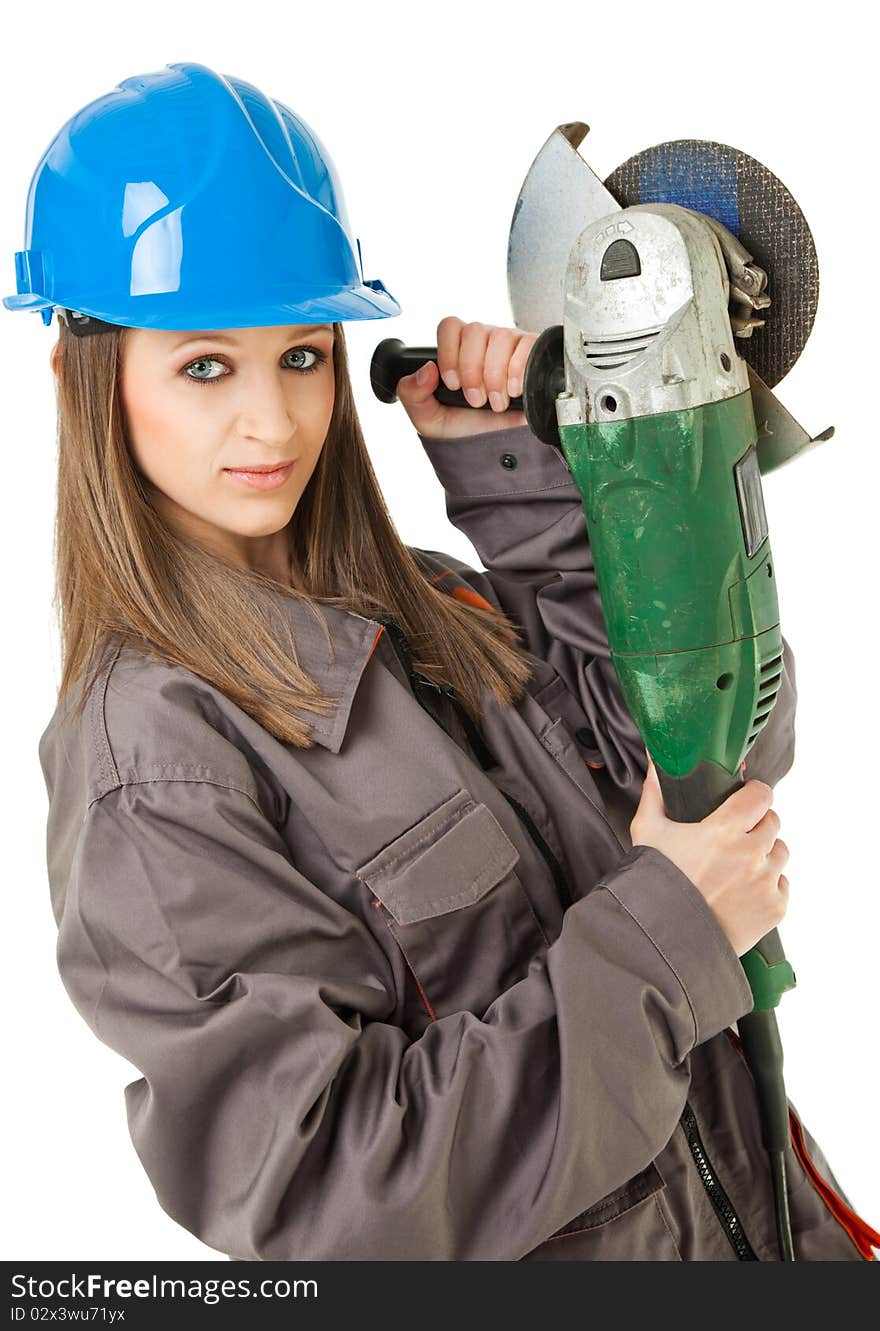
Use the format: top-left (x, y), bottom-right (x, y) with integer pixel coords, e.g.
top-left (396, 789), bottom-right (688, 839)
top-left (182, 346), bottom-right (328, 387)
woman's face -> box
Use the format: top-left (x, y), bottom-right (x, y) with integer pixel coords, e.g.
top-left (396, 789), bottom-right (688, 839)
top-left (115, 321), bottom-right (336, 581)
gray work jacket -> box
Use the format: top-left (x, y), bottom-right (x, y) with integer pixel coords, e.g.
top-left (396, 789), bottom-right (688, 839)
top-left (38, 421), bottom-right (866, 1261)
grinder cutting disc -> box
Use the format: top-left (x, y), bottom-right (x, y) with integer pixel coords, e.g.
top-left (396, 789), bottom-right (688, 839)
top-left (604, 140), bottom-right (818, 389)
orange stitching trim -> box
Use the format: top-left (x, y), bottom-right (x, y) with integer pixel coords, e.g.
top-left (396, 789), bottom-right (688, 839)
top-left (410, 969), bottom-right (438, 1023)
top-left (425, 564), bottom-right (498, 615)
top-left (450, 585), bottom-right (496, 613)
top-left (380, 913), bottom-right (439, 1025)
top-left (366, 625), bottom-right (384, 665)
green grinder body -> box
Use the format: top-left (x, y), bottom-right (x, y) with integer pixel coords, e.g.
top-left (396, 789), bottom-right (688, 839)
top-left (557, 387), bottom-right (796, 1011)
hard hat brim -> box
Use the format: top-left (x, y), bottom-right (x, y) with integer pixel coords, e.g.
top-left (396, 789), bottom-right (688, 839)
top-left (3, 280), bottom-right (401, 328)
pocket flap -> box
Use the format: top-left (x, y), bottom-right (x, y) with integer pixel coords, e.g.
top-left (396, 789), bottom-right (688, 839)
top-left (356, 789), bottom-right (520, 926)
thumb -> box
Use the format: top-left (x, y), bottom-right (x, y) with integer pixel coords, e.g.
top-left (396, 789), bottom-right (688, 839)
top-left (636, 750), bottom-right (666, 823)
top-left (395, 358), bottom-right (446, 434)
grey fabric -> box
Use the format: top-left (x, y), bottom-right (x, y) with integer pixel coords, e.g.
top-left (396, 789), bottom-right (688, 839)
top-left (37, 420), bottom-right (863, 1261)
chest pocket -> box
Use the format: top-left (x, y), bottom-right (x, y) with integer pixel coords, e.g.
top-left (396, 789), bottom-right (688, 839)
top-left (355, 789), bottom-right (549, 1031)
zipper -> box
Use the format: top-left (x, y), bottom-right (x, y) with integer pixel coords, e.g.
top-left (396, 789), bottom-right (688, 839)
top-left (374, 615), bottom-right (574, 911)
top-left (679, 1101), bottom-right (759, 1260)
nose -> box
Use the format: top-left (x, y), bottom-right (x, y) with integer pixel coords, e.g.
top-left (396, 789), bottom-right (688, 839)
top-left (234, 368), bottom-right (299, 448)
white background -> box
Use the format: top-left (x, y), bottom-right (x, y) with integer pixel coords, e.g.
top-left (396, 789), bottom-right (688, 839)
top-left (2, 0), bottom-right (877, 1262)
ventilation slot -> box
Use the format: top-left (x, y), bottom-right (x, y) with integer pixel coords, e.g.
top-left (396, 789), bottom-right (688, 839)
top-left (582, 325), bottom-right (663, 371)
top-left (747, 652), bottom-right (784, 743)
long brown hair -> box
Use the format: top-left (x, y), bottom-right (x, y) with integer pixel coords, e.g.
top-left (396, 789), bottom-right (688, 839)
top-left (50, 318), bottom-right (536, 747)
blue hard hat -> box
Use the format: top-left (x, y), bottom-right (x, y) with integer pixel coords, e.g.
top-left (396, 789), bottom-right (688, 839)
top-left (3, 61), bottom-right (401, 332)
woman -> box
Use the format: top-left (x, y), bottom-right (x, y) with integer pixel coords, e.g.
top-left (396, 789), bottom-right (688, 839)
top-left (10, 62), bottom-right (876, 1261)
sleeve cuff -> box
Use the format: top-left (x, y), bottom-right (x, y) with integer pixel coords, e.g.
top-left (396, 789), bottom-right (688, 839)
top-left (601, 844), bottom-right (755, 1045)
top-left (418, 422), bottom-right (577, 498)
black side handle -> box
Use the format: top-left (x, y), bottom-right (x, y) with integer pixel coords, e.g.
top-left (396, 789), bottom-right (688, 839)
top-left (370, 338), bottom-right (525, 411)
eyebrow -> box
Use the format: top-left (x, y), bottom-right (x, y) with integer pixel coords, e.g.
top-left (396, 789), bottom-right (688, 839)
top-left (172, 324), bottom-right (334, 349)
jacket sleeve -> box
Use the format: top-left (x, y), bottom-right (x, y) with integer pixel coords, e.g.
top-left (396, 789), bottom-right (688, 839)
top-left (54, 775), bottom-right (755, 1261)
top-left (417, 420), bottom-right (798, 794)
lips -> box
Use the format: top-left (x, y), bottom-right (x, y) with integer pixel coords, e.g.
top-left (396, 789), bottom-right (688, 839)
top-left (224, 462), bottom-right (293, 474)
top-left (223, 461), bottom-right (295, 490)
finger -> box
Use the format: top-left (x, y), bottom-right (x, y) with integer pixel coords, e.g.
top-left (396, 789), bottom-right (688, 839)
top-left (767, 837), bottom-right (789, 871)
top-left (436, 315), bottom-right (465, 391)
top-left (639, 751), bottom-right (664, 809)
top-left (747, 806), bottom-right (782, 856)
top-left (483, 327), bottom-right (521, 413)
top-left (506, 331), bottom-right (537, 399)
top-left (458, 323), bottom-right (491, 408)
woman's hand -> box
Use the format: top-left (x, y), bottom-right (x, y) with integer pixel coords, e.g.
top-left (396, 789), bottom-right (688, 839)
top-left (395, 316), bottom-right (538, 440)
top-left (630, 754), bottom-right (791, 958)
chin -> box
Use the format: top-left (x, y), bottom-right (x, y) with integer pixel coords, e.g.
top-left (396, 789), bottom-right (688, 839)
top-left (226, 509), bottom-right (295, 535)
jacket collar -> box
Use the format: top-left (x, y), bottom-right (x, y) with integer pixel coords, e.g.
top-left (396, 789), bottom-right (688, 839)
top-left (264, 589), bottom-right (386, 753)
top-left (268, 551), bottom-right (502, 753)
